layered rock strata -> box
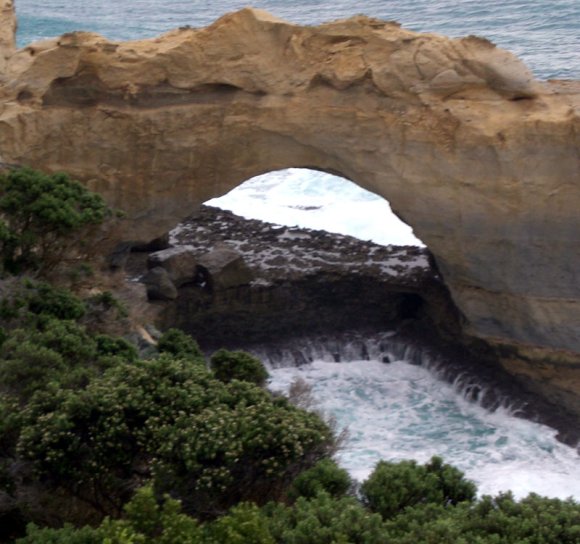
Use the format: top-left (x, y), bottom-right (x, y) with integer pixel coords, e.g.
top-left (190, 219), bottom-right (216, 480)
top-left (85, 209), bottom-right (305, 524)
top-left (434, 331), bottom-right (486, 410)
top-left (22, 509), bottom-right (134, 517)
top-left (0, 2), bottom-right (579, 418)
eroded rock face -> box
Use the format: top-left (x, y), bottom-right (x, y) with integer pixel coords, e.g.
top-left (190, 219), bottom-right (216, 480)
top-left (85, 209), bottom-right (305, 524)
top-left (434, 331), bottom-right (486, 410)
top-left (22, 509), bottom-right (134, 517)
top-left (1, 2), bottom-right (579, 414)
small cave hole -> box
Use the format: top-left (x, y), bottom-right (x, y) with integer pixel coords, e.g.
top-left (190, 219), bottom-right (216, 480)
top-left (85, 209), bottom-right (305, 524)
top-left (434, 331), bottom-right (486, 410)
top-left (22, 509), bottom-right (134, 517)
top-left (399, 293), bottom-right (425, 320)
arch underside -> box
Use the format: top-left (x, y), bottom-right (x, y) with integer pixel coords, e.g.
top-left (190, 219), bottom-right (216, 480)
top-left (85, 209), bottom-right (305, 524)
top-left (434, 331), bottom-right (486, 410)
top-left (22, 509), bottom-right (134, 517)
top-left (0, 4), bottom-right (579, 413)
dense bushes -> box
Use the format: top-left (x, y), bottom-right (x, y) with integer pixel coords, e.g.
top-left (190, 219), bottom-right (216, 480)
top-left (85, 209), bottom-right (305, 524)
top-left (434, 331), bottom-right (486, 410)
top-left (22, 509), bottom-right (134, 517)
top-left (0, 168), bottom-right (112, 275)
top-left (13, 355), bottom-right (335, 518)
top-left (0, 282), bottom-right (336, 530)
top-left (157, 328), bottom-right (203, 360)
top-left (360, 456), bottom-right (476, 519)
top-left (210, 348), bottom-right (269, 386)
top-left (287, 458), bottom-right (351, 500)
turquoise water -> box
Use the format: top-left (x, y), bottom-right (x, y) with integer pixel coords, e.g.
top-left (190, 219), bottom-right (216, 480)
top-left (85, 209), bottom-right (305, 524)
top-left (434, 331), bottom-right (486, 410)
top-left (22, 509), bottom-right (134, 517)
top-left (270, 360), bottom-right (580, 499)
top-left (14, 0), bottom-right (580, 499)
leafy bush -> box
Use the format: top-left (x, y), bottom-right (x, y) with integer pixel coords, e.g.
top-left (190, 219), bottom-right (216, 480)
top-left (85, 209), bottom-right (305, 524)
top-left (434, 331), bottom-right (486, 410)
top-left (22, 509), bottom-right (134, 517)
top-left (0, 318), bottom-right (135, 402)
top-left (360, 456), bottom-right (476, 520)
top-left (17, 487), bottom-right (202, 543)
top-left (25, 282), bottom-right (86, 320)
top-left (288, 458), bottom-right (351, 500)
top-left (0, 280), bottom-right (86, 326)
top-left (95, 334), bottom-right (138, 362)
top-left (203, 503), bottom-right (274, 544)
top-left (210, 349), bottom-right (269, 387)
top-left (0, 168), bottom-right (112, 275)
top-left (425, 455), bottom-right (477, 505)
top-left (383, 492), bottom-right (580, 543)
top-left (265, 492), bottom-right (387, 544)
top-left (16, 524), bottom-right (104, 544)
top-left (15, 356), bottom-right (335, 518)
top-left (157, 328), bottom-right (204, 361)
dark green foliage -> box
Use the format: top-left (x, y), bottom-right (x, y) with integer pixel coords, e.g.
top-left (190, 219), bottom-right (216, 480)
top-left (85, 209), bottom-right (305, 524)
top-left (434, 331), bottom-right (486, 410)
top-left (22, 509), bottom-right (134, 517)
top-left (425, 455), bottom-right (477, 505)
top-left (25, 282), bottom-right (86, 320)
top-left (15, 355), bottom-right (335, 518)
top-left (97, 486), bottom-right (203, 544)
top-left (0, 168), bottom-right (111, 275)
top-left (95, 334), bottom-right (138, 362)
top-left (360, 456), bottom-right (476, 520)
top-left (288, 458), bottom-right (351, 500)
top-left (0, 318), bottom-right (130, 403)
top-left (157, 328), bottom-right (204, 361)
top-left (203, 503), bottom-right (274, 544)
top-left (0, 280), bottom-right (86, 326)
top-left (265, 492), bottom-right (387, 544)
top-left (383, 492), bottom-right (580, 543)
top-left (210, 348), bottom-right (269, 387)
top-left (15, 525), bottom-right (104, 544)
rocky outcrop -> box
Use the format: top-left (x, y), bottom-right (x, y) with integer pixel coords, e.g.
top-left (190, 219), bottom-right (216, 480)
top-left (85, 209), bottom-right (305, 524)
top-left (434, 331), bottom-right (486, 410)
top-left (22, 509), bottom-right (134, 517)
top-left (130, 206), bottom-right (580, 446)
top-left (147, 246), bottom-right (198, 287)
top-left (132, 205), bottom-right (447, 348)
top-left (1, 2), bottom-right (580, 417)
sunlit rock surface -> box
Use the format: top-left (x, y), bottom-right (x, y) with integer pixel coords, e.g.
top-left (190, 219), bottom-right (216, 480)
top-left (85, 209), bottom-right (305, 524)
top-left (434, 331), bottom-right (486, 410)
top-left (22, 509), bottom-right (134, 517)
top-left (0, 1), bottom-right (579, 417)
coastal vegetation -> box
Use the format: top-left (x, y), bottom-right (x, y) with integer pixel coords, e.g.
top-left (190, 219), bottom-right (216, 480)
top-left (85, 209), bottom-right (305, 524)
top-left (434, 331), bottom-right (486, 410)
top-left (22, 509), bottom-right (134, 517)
top-left (0, 168), bottom-right (578, 543)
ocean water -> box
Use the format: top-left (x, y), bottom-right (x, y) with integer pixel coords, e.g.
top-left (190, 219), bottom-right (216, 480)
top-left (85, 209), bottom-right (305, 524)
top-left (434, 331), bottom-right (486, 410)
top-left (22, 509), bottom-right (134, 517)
top-left (13, 1), bottom-right (580, 499)
top-left (269, 359), bottom-right (580, 499)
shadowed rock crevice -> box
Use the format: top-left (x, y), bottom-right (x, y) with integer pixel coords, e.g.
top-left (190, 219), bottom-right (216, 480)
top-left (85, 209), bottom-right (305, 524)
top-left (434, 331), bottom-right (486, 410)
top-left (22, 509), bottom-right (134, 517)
top-left (43, 74), bottom-right (265, 108)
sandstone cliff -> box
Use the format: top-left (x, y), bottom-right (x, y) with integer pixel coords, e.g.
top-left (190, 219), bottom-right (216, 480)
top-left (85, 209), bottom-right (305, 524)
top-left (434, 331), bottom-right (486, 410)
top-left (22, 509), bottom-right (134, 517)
top-left (0, 2), bottom-right (579, 417)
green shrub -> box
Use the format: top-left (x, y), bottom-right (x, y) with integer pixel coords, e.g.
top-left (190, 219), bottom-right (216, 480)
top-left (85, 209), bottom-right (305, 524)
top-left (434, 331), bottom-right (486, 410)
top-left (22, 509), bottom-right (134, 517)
top-left (99, 486), bottom-right (202, 544)
top-left (0, 281), bottom-right (86, 330)
top-left (16, 355), bottom-right (335, 518)
top-left (157, 328), bottom-right (204, 361)
top-left (203, 503), bottom-right (274, 544)
top-left (0, 168), bottom-right (112, 275)
top-left (15, 524), bottom-right (104, 544)
top-left (265, 492), bottom-right (387, 544)
top-left (0, 317), bottom-right (127, 402)
top-left (210, 349), bottom-right (269, 387)
top-left (383, 492), bottom-right (580, 544)
top-left (360, 456), bottom-right (475, 520)
top-left (25, 282), bottom-right (86, 320)
top-left (288, 458), bottom-right (351, 500)
top-left (425, 455), bottom-right (477, 505)
top-left (96, 334), bottom-right (138, 362)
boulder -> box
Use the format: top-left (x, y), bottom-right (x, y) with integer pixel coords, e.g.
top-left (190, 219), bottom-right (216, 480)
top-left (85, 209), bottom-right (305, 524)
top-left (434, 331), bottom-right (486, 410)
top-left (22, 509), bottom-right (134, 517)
top-left (197, 248), bottom-right (253, 290)
top-left (143, 267), bottom-right (178, 301)
top-left (147, 246), bottom-right (197, 287)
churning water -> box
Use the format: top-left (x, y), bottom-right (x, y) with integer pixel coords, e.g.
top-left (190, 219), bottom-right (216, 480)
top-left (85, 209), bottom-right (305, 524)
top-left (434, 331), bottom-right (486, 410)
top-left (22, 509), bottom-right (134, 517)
top-left (270, 358), bottom-right (580, 499)
top-left (14, 0), bottom-right (580, 498)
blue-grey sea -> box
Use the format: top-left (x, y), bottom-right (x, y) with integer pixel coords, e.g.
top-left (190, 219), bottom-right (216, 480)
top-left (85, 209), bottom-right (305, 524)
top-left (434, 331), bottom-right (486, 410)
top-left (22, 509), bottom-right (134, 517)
top-left (13, 0), bottom-right (580, 499)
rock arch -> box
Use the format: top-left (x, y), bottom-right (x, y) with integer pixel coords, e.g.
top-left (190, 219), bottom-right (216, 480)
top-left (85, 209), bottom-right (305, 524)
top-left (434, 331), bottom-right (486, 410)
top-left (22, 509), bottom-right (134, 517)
top-left (1, 3), bottom-right (580, 412)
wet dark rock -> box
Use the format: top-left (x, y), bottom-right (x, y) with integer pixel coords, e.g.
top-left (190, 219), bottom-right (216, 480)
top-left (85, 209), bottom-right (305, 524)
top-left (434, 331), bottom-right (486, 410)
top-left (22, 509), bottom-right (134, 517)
top-left (147, 247), bottom-right (198, 287)
top-left (143, 267), bottom-right (178, 300)
top-left (197, 247), bottom-right (253, 290)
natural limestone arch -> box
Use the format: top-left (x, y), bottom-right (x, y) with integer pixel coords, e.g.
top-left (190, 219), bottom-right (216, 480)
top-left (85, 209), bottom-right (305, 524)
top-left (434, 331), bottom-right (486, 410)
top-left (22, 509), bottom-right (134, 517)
top-left (1, 2), bottom-right (580, 413)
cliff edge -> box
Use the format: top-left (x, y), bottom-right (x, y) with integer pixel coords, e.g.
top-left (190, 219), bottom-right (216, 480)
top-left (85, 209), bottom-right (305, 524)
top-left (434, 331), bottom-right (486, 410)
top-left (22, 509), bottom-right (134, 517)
top-left (0, 1), bottom-right (579, 419)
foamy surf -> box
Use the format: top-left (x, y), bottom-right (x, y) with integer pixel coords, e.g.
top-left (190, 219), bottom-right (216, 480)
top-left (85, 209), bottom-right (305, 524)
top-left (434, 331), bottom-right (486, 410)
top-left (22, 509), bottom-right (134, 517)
top-left (207, 169), bottom-right (424, 247)
top-left (269, 359), bottom-right (580, 500)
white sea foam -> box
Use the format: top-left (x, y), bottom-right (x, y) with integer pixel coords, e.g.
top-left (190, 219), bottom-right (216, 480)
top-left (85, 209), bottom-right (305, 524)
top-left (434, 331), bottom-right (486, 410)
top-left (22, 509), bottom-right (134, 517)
top-left (207, 169), bottom-right (424, 247)
top-left (269, 359), bottom-right (580, 500)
